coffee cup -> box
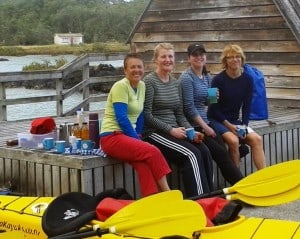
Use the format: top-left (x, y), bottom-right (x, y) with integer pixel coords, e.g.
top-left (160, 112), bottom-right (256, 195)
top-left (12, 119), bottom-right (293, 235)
top-left (76, 138), bottom-right (82, 150)
top-left (186, 128), bottom-right (195, 141)
top-left (55, 140), bottom-right (66, 154)
top-left (237, 126), bottom-right (247, 138)
top-left (43, 137), bottom-right (54, 150)
top-left (208, 87), bottom-right (218, 104)
top-left (81, 140), bottom-right (95, 151)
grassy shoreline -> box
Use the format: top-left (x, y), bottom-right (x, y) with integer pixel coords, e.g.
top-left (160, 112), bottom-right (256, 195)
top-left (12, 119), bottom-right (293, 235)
top-left (0, 42), bottom-right (130, 56)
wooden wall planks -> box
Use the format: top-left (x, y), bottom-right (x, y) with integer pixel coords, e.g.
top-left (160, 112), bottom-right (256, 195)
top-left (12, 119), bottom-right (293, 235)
top-left (129, 0), bottom-right (300, 100)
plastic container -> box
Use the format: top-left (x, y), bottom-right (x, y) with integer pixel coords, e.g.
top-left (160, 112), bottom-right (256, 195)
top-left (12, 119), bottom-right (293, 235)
top-left (81, 122), bottom-right (89, 140)
top-left (72, 123), bottom-right (81, 138)
top-left (18, 131), bottom-right (56, 149)
top-left (76, 109), bottom-right (84, 128)
top-left (69, 135), bottom-right (77, 153)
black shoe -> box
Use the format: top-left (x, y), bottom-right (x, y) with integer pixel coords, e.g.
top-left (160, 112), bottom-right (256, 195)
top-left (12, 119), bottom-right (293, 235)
top-left (212, 201), bottom-right (243, 225)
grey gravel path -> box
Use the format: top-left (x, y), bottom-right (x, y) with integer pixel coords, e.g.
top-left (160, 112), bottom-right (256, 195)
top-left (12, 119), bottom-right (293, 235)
top-left (241, 199), bottom-right (300, 222)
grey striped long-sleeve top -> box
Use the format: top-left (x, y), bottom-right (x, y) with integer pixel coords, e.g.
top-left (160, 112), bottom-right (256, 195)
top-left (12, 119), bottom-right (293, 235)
top-left (142, 71), bottom-right (191, 137)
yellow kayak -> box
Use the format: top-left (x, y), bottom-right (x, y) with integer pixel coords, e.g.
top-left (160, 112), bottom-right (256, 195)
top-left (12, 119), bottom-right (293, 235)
top-left (0, 195), bottom-right (53, 239)
top-left (199, 216), bottom-right (300, 239)
top-left (0, 194), bottom-right (300, 239)
top-left (0, 231), bottom-right (25, 239)
top-left (87, 216), bottom-right (300, 239)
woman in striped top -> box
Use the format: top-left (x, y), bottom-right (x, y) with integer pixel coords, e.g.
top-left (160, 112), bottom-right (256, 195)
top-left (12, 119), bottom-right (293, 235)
top-left (179, 43), bottom-right (243, 185)
top-left (142, 43), bottom-right (214, 197)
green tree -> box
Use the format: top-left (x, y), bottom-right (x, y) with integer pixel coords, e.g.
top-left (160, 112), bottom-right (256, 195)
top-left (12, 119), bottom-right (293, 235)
top-left (0, 0), bottom-right (148, 46)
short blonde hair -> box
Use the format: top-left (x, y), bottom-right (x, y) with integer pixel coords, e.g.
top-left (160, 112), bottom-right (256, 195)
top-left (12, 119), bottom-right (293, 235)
top-left (153, 43), bottom-right (174, 60)
top-left (220, 44), bottom-right (246, 69)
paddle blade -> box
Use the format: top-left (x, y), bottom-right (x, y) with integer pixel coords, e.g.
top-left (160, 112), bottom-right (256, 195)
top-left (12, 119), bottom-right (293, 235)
top-left (103, 190), bottom-right (206, 237)
top-left (109, 201), bottom-right (205, 237)
top-left (227, 184), bottom-right (300, 206)
top-left (228, 160), bottom-right (300, 197)
top-left (231, 173), bottom-right (300, 198)
top-left (104, 190), bottom-right (183, 225)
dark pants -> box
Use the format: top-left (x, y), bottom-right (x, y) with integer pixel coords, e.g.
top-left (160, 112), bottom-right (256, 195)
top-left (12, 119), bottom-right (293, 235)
top-left (145, 132), bottom-right (214, 198)
top-left (197, 127), bottom-right (244, 185)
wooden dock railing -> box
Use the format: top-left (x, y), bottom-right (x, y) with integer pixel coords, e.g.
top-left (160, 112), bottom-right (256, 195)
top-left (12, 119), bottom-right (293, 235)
top-left (0, 106), bottom-right (299, 198)
top-left (0, 53), bottom-right (127, 121)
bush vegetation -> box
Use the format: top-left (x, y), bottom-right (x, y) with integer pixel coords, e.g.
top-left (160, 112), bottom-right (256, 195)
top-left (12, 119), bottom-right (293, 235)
top-left (0, 42), bottom-right (130, 56)
top-left (22, 58), bottom-right (68, 71)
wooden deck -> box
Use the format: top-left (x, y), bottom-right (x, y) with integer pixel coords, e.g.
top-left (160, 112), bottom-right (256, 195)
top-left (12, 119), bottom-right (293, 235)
top-left (0, 106), bottom-right (298, 147)
top-left (0, 106), bottom-right (299, 198)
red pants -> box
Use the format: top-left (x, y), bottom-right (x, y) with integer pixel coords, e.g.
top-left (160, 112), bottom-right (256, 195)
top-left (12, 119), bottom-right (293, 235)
top-left (100, 132), bottom-right (171, 197)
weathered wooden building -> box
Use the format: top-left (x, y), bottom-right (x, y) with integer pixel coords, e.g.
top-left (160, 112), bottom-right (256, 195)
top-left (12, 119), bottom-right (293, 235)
top-left (127, 0), bottom-right (300, 107)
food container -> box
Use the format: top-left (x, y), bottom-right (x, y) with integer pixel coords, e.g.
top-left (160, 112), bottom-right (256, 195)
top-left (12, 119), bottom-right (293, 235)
top-left (18, 131), bottom-right (57, 149)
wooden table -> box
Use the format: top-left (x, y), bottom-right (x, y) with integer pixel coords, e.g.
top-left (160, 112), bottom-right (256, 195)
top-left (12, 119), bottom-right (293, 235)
top-left (0, 146), bottom-right (141, 198)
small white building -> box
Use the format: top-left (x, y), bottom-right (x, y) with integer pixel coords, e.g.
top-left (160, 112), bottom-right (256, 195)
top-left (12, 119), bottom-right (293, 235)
top-left (54, 33), bottom-right (84, 45)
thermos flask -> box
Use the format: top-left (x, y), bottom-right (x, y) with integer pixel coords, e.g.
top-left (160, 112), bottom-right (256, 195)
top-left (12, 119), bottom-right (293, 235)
top-left (89, 113), bottom-right (99, 149)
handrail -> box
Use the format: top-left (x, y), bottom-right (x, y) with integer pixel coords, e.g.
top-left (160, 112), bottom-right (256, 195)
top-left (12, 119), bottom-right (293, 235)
top-left (0, 70), bottom-right (62, 82)
top-left (0, 53), bottom-right (127, 121)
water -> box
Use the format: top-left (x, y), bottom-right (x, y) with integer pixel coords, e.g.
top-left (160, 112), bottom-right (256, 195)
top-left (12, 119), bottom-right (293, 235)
top-left (1, 55), bottom-right (123, 121)
top-left (0, 55), bottom-right (123, 72)
top-left (6, 87), bottom-right (106, 121)
top-left (0, 55), bottom-right (77, 72)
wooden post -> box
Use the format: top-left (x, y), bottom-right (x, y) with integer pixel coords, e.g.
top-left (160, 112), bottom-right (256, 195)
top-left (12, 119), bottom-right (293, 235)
top-left (56, 77), bottom-right (64, 116)
top-left (82, 63), bottom-right (90, 112)
top-left (0, 82), bottom-right (7, 121)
